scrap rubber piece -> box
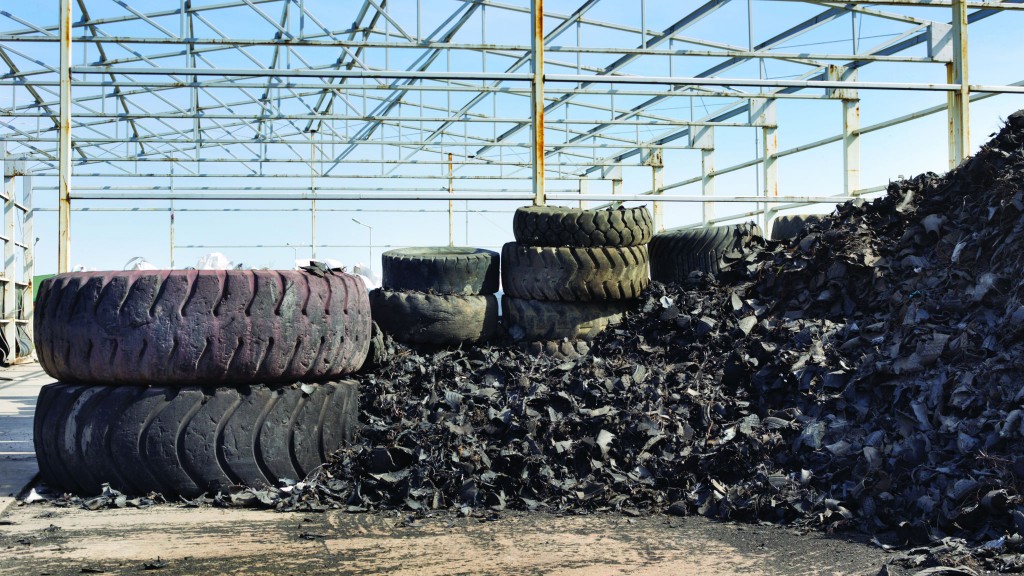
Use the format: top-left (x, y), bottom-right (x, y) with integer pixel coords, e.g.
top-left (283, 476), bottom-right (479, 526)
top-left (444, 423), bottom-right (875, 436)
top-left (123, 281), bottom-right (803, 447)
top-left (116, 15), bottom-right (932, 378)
top-left (649, 223), bottom-right (762, 283)
top-left (503, 296), bottom-right (631, 342)
top-left (520, 339), bottom-right (591, 360)
top-left (770, 214), bottom-right (826, 241)
top-left (501, 243), bottom-right (649, 302)
top-left (369, 289), bottom-right (498, 345)
top-left (33, 381), bottom-right (359, 498)
top-left (512, 205), bottom-right (653, 248)
top-left (381, 247), bottom-right (499, 295)
top-left (33, 270), bottom-right (372, 386)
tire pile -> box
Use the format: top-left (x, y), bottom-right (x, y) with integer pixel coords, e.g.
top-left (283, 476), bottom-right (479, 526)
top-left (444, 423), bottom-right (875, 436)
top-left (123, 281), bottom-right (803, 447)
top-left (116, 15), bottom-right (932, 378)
top-left (369, 247), bottom-right (500, 346)
top-left (503, 205), bottom-right (652, 358)
top-left (32, 269), bottom-right (372, 498)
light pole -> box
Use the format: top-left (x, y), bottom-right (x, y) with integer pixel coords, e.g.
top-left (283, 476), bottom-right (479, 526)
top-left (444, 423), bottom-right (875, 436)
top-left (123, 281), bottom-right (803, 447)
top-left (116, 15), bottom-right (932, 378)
top-left (351, 219), bottom-right (373, 270)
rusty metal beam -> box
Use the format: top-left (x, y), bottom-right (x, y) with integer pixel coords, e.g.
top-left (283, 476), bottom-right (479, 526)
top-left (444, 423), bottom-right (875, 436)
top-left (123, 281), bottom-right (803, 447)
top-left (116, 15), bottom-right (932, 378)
top-left (531, 0), bottom-right (545, 206)
top-left (58, 0), bottom-right (72, 273)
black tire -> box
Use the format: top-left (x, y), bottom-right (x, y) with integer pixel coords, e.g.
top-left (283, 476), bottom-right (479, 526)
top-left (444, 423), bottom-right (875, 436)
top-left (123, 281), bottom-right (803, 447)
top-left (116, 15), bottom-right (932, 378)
top-left (520, 339), bottom-right (591, 360)
top-left (503, 296), bottom-right (631, 342)
top-left (381, 247), bottom-right (499, 295)
top-left (34, 381), bottom-right (359, 497)
top-left (501, 243), bottom-right (648, 302)
top-left (513, 206), bottom-right (653, 248)
top-left (770, 214), bottom-right (826, 241)
top-left (649, 223), bottom-right (762, 283)
top-left (369, 289), bottom-right (498, 345)
top-left (34, 270), bottom-right (371, 386)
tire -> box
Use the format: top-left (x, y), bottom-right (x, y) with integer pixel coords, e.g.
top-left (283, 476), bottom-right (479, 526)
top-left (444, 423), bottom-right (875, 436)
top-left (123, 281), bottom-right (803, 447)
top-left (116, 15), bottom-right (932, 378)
top-left (649, 223), bottom-right (762, 283)
top-left (513, 206), bottom-right (653, 248)
top-left (34, 270), bottom-right (372, 386)
top-left (501, 243), bottom-right (649, 302)
top-left (381, 247), bottom-right (499, 295)
top-left (503, 296), bottom-right (631, 342)
top-left (520, 339), bottom-right (591, 360)
top-left (369, 289), bottom-right (498, 345)
top-left (34, 381), bottom-right (359, 497)
top-left (770, 214), bottom-right (825, 241)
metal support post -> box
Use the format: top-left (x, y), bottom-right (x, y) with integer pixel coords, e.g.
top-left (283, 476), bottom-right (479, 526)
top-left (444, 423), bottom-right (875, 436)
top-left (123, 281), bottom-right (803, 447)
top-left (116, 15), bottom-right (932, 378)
top-left (643, 148), bottom-right (664, 231)
top-left (530, 0), bottom-right (545, 206)
top-left (692, 126), bottom-right (715, 226)
top-left (2, 154), bottom-right (20, 360)
top-left (578, 178), bottom-right (588, 209)
top-left (829, 65), bottom-right (861, 196)
top-left (448, 152), bottom-right (454, 246)
top-left (22, 175), bottom-right (33, 345)
top-left (751, 98), bottom-right (778, 234)
top-left (58, 0), bottom-right (72, 273)
top-left (948, 0), bottom-right (970, 167)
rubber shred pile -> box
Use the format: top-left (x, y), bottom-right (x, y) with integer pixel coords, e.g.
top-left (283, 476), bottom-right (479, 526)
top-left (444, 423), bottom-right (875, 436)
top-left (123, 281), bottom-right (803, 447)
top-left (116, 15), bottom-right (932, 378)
top-left (252, 111), bottom-right (1024, 571)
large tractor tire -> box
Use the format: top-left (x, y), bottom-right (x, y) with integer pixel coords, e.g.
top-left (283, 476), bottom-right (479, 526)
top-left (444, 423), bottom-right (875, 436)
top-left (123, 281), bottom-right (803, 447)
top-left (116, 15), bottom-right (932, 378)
top-left (501, 243), bottom-right (649, 302)
top-left (381, 247), bottom-right (499, 295)
top-left (512, 205), bottom-right (653, 248)
top-left (503, 296), bottom-right (631, 342)
top-left (369, 289), bottom-right (498, 346)
top-left (770, 214), bottom-right (826, 241)
top-left (34, 270), bottom-right (372, 386)
top-left (34, 381), bottom-right (359, 497)
top-left (649, 223), bottom-right (762, 283)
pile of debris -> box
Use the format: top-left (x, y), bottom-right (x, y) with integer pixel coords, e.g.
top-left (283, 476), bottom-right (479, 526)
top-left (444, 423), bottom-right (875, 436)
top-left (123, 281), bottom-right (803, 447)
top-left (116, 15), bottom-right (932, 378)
top-left (48, 112), bottom-right (1024, 571)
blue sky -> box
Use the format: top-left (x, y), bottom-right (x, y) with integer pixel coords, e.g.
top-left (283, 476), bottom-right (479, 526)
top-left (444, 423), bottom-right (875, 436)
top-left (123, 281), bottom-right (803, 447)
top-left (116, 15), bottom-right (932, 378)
top-left (1, 1), bottom-right (1022, 275)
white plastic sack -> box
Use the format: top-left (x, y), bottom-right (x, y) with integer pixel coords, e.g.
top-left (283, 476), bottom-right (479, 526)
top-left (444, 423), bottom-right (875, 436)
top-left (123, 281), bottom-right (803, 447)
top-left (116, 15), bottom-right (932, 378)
top-left (196, 252), bottom-right (232, 270)
top-left (124, 256), bottom-right (158, 271)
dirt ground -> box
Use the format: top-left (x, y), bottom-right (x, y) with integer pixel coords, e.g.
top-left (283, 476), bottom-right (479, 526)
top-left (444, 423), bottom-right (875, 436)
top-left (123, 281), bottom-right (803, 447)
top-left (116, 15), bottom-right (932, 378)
top-left (0, 500), bottom-right (908, 576)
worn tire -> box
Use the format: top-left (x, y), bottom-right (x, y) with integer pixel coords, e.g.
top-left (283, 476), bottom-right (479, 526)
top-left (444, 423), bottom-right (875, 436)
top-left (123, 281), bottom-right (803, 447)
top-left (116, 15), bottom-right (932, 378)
top-left (501, 243), bottom-right (649, 302)
top-left (513, 206), bottom-right (653, 248)
top-left (381, 247), bottom-right (499, 295)
top-left (520, 340), bottom-right (591, 360)
top-left (34, 381), bottom-right (359, 497)
top-left (34, 270), bottom-right (371, 386)
top-left (369, 289), bottom-right (498, 345)
top-left (770, 214), bottom-right (825, 241)
top-left (649, 223), bottom-right (762, 283)
top-left (503, 296), bottom-right (631, 342)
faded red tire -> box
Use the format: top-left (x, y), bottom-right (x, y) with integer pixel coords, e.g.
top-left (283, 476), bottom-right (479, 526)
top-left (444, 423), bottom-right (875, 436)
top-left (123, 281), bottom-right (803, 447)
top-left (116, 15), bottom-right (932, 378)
top-left (34, 270), bottom-right (372, 386)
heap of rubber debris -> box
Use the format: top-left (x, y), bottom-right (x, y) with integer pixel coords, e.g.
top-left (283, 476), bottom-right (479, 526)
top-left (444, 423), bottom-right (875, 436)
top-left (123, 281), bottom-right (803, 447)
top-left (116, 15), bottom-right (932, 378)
top-left (55, 112), bottom-right (1024, 572)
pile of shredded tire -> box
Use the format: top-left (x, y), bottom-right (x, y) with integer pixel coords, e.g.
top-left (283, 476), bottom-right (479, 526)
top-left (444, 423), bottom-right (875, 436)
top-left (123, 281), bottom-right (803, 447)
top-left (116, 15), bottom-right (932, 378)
top-left (65, 112), bottom-right (1024, 572)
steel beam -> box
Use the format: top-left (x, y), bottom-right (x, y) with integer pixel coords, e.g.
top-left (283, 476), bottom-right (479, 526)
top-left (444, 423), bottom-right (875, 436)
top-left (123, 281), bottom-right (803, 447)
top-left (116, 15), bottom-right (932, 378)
top-left (21, 174), bottom-right (32, 344)
top-left (58, 0), bottom-right (72, 273)
top-left (531, 0), bottom-right (545, 206)
top-left (948, 0), bottom-right (970, 166)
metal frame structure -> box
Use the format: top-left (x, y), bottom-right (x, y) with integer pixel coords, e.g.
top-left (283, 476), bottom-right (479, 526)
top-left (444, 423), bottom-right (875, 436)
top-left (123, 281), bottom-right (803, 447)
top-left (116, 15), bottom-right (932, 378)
top-left (1, 0), bottom-right (1023, 274)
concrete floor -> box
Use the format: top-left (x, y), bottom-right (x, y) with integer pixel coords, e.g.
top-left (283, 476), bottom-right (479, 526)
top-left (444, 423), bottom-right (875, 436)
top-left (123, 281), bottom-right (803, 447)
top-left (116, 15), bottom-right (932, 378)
top-left (0, 363), bottom-right (49, 509)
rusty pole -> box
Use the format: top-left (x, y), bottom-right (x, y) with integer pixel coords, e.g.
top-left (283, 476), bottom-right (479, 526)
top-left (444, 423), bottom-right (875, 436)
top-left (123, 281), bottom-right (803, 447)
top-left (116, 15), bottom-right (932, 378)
top-left (448, 152), bottom-right (454, 246)
top-left (948, 0), bottom-right (970, 167)
top-left (530, 0), bottom-right (545, 206)
top-left (58, 0), bottom-right (72, 273)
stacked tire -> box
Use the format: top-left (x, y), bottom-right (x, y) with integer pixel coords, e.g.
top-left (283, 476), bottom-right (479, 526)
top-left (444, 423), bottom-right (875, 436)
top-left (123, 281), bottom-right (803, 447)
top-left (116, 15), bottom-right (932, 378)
top-left (32, 269), bottom-right (371, 498)
top-left (503, 205), bottom-right (653, 359)
top-left (369, 247), bottom-right (499, 346)
top-left (649, 222), bottom-right (763, 283)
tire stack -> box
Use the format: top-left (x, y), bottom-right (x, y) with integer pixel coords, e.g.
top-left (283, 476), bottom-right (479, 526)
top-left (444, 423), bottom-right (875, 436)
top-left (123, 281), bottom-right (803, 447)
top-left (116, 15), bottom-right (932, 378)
top-left (369, 247), bottom-right (500, 346)
top-left (32, 269), bottom-right (372, 498)
top-left (503, 205), bottom-right (653, 359)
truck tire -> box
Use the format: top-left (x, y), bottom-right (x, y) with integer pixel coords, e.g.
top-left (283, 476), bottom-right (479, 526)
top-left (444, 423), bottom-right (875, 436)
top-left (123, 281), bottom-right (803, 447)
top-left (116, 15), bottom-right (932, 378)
top-left (770, 214), bottom-right (825, 241)
top-left (381, 247), bottom-right (499, 295)
top-left (369, 289), bottom-right (498, 345)
top-left (34, 270), bottom-right (371, 386)
top-left (34, 381), bottom-right (359, 497)
top-left (501, 243), bottom-right (649, 302)
top-left (520, 339), bottom-right (591, 360)
top-left (513, 206), bottom-right (653, 248)
top-left (503, 296), bottom-right (630, 342)
top-left (649, 223), bottom-right (762, 283)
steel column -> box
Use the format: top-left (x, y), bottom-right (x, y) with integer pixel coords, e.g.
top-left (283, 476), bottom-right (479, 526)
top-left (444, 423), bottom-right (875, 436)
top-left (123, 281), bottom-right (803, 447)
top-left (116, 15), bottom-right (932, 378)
top-left (2, 163), bottom-right (16, 359)
top-left (829, 65), bottom-right (861, 196)
top-left (750, 98), bottom-right (778, 233)
top-left (948, 0), bottom-right (970, 166)
top-left (644, 148), bottom-right (664, 231)
top-left (58, 0), bottom-right (72, 273)
top-left (22, 174), bottom-right (32, 345)
top-left (578, 178), bottom-right (588, 209)
top-left (530, 0), bottom-right (545, 206)
top-left (693, 126), bottom-right (715, 226)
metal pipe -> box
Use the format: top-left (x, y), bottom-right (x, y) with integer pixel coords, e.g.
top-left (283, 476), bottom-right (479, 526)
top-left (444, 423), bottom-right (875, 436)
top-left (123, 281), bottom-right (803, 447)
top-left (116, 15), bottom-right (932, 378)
top-left (531, 0), bottom-right (545, 206)
top-left (949, 0), bottom-right (970, 166)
